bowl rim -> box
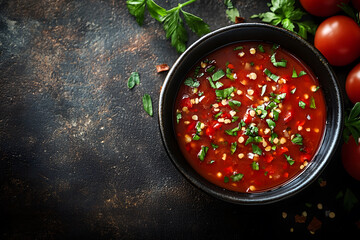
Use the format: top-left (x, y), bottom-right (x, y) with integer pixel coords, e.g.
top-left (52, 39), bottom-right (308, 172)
top-left (159, 23), bottom-right (344, 205)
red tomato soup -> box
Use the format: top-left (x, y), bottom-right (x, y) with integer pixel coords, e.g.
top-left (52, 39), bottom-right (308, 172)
top-left (174, 42), bottom-right (326, 193)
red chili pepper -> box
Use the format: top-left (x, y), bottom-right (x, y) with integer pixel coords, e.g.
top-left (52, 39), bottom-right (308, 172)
top-left (283, 172), bottom-right (289, 178)
top-left (227, 63), bottom-right (235, 69)
top-left (205, 126), bottom-right (214, 137)
top-left (213, 122), bottom-right (223, 130)
top-left (296, 120), bottom-right (305, 126)
top-left (277, 146), bottom-right (289, 154)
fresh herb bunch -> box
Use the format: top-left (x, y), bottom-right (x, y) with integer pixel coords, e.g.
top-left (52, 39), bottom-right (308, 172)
top-left (251, 0), bottom-right (317, 40)
top-left (126, 0), bottom-right (210, 53)
top-left (344, 102), bottom-right (360, 145)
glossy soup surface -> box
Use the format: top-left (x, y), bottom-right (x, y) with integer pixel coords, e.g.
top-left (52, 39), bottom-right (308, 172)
top-left (174, 42), bottom-right (326, 192)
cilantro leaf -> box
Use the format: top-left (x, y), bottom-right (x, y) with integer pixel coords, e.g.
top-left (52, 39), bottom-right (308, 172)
top-left (230, 173), bottom-right (244, 182)
top-left (198, 146), bottom-right (209, 161)
top-left (163, 8), bottom-right (188, 53)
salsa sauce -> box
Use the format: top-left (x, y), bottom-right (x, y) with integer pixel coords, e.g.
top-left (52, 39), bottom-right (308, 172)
top-left (174, 42), bottom-right (326, 192)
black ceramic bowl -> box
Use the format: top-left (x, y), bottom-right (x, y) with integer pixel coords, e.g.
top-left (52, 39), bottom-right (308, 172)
top-left (159, 23), bottom-right (343, 205)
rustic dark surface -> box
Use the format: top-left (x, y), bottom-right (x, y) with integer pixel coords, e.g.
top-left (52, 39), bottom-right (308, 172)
top-left (0, 0), bottom-right (359, 239)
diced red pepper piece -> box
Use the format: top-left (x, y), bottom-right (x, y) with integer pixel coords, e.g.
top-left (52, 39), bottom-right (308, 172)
top-left (296, 120), bottom-right (305, 126)
top-left (205, 126), bottom-right (214, 137)
top-left (213, 122), bottom-right (223, 130)
top-left (185, 143), bottom-right (191, 152)
top-left (224, 166), bottom-right (233, 175)
top-left (243, 112), bottom-right (252, 124)
top-left (279, 84), bottom-right (289, 98)
top-left (277, 146), bottom-right (289, 154)
top-left (227, 63), bottom-right (235, 69)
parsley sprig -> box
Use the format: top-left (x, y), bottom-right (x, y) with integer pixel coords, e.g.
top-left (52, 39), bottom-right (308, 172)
top-left (344, 102), bottom-right (360, 145)
top-left (126, 0), bottom-right (210, 53)
top-left (251, 0), bottom-right (317, 40)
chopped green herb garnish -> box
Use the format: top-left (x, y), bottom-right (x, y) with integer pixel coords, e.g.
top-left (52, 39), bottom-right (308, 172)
top-left (215, 86), bottom-right (234, 99)
top-left (310, 96), bottom-right (316, 109)
top-left (252, 144), bottom-right (262, 155)
top-left (212, 69), bottom-right (225, 81)
top-left (184, 77), bottom-right (200, 88)
top-left (266, 118), bottom-right (276, 130)
top-left (208, 160), bottom-right (215, 164)
top-left (250, 61), bottom-right (254, 66)
top-left (233, 46), bottom-right (243, 51)
top-left (252, 161), bottom-right (260, 170)
top-left (232, 116), bottom-right (239, 122)
top-left (214, 111), bottom-right (223, 119)
top-left (255, 105), bottom-right (268, 119)
top-left (291, 88), bottom-right (296, 94)
top-left (343, 102), bottom-right (360, 144)
top-left (207, 77), bottom-right (216, 89)
top-left (230, 173), bottom-right (244, 182)
top-left (284, 154), bottom-right (295, 165)
top-left (215, 81), bottom-right (224, 89)
top-left (299, 100), bottom-right (306, 109)
top-left (266, 101), bottom-right (278, 110)
top-left (198, 146), bottom-right (209, 161)
top-left (228, 100), bottom-right (241, 109)
top-left (263, 68), bottom-right (280, 82)
top-left (272, 109), bottom-right (279, 121)
top-left (198, 91), bottom-right (204, 96)
top-left (270, 52), bottom-right (287, 67)
top-left (292, 133), bottom-right (303, 145)
top-left (206, 66), bottom-right (216, 73)
top-left (225, 124), bottom-right (240, 136)
top-left (230, 142), bottom-right (237, 155)
top-left (176, 112), bottom-right (182, 123)
top-left (224, 176), bottom-right (230, 183)
top-left (211, 143), bottom-right (219, 149)
top-left (193, 134), bottom-right (200, 140)
top-left (245, 136), bottom-right (263, 145)
top-left (258, 44), bottom-right (265, 53)
top-left (292, 68), bottom-right (307, 78)
top-left (244, 125), bottom-right (259, 137)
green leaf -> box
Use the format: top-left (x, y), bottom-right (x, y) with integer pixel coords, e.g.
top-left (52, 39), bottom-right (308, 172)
top-left (310, 96), bottom-right (316, 109)
top-left (198, 146), bottom-right (209, 161)
top-left (264, 68), bottom-right (280, 82)
top-left (230, 173), bottom-right (244, 182)
top-left (270, 53), bottom-right (287, 67)
top-left (343, 188), bottom-right (359, 212)
top-left (142, 94), bottom-right (153, 116)
top-left (299, 100), bottom-right (306, 109)
top-left (284, 154), bottom-right (295, 165)
top-left (211, 143), bottom-right (219, 149)
top-left (184, 77), bottom-right (200, 88)
top-left (281, 18), bottom-right (295, 32)
top-left (126, 0), bottom-right (147, 26)
top-left (258, 44), bottom-right (265, 53)
top-left (252, 144), bottom-right (262, 155)
top-left (226, 8), bottom-right (240, 23)
top-left (228, 100), bottom-right (241, 109)
top-left (252, 161), bottom-right (260, 170)
top-left (272, 109), bottom-right (279, 121)
top-left (127, 72), bottom-right (140, 89)
top-left (181, 10), bottom-right (210, 36)
top-left (230, 142), bottom-right (237, 155)
top-left (147, 0), bottom-right (167, 22)
top-left (261, 85), bottom-right (267, 96)
top-left (163, 9), bottom-right (188, 53)
top-left (225, 125), bottom-right (240, 136)
top-left (292, 133), bottom-right (303, 145)
top-left (212, 69), bottom-right (225, 81)
top-left (215, 86), bottom-right (234, 99)
top-left (176, 112), bottom-right (182, 123)
top-left (266, 118), bottom-right (276, 130)
top-left (224, 176), bottom-right (230, 183)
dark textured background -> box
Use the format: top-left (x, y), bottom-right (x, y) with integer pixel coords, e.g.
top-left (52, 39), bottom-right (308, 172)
top-left (0, 0), bottom-right (359, 239)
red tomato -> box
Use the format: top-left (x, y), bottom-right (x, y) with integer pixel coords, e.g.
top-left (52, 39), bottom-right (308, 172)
top-left (345, 63), bottom-right (360, 104)
top-left (352, 0), bottom-right (360, 11)
top-left (314, 16), bottom-right (360, 66)
top-left (342, 136), bottom-right (360, 180)
top-left (300, 0), bottom-right (349, 17)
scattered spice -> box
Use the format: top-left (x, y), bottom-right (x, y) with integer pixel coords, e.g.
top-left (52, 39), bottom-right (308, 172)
top-left (156, 63), bottom-right (170, 73)
top-left (294, 214), bottom-right (306, 223)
